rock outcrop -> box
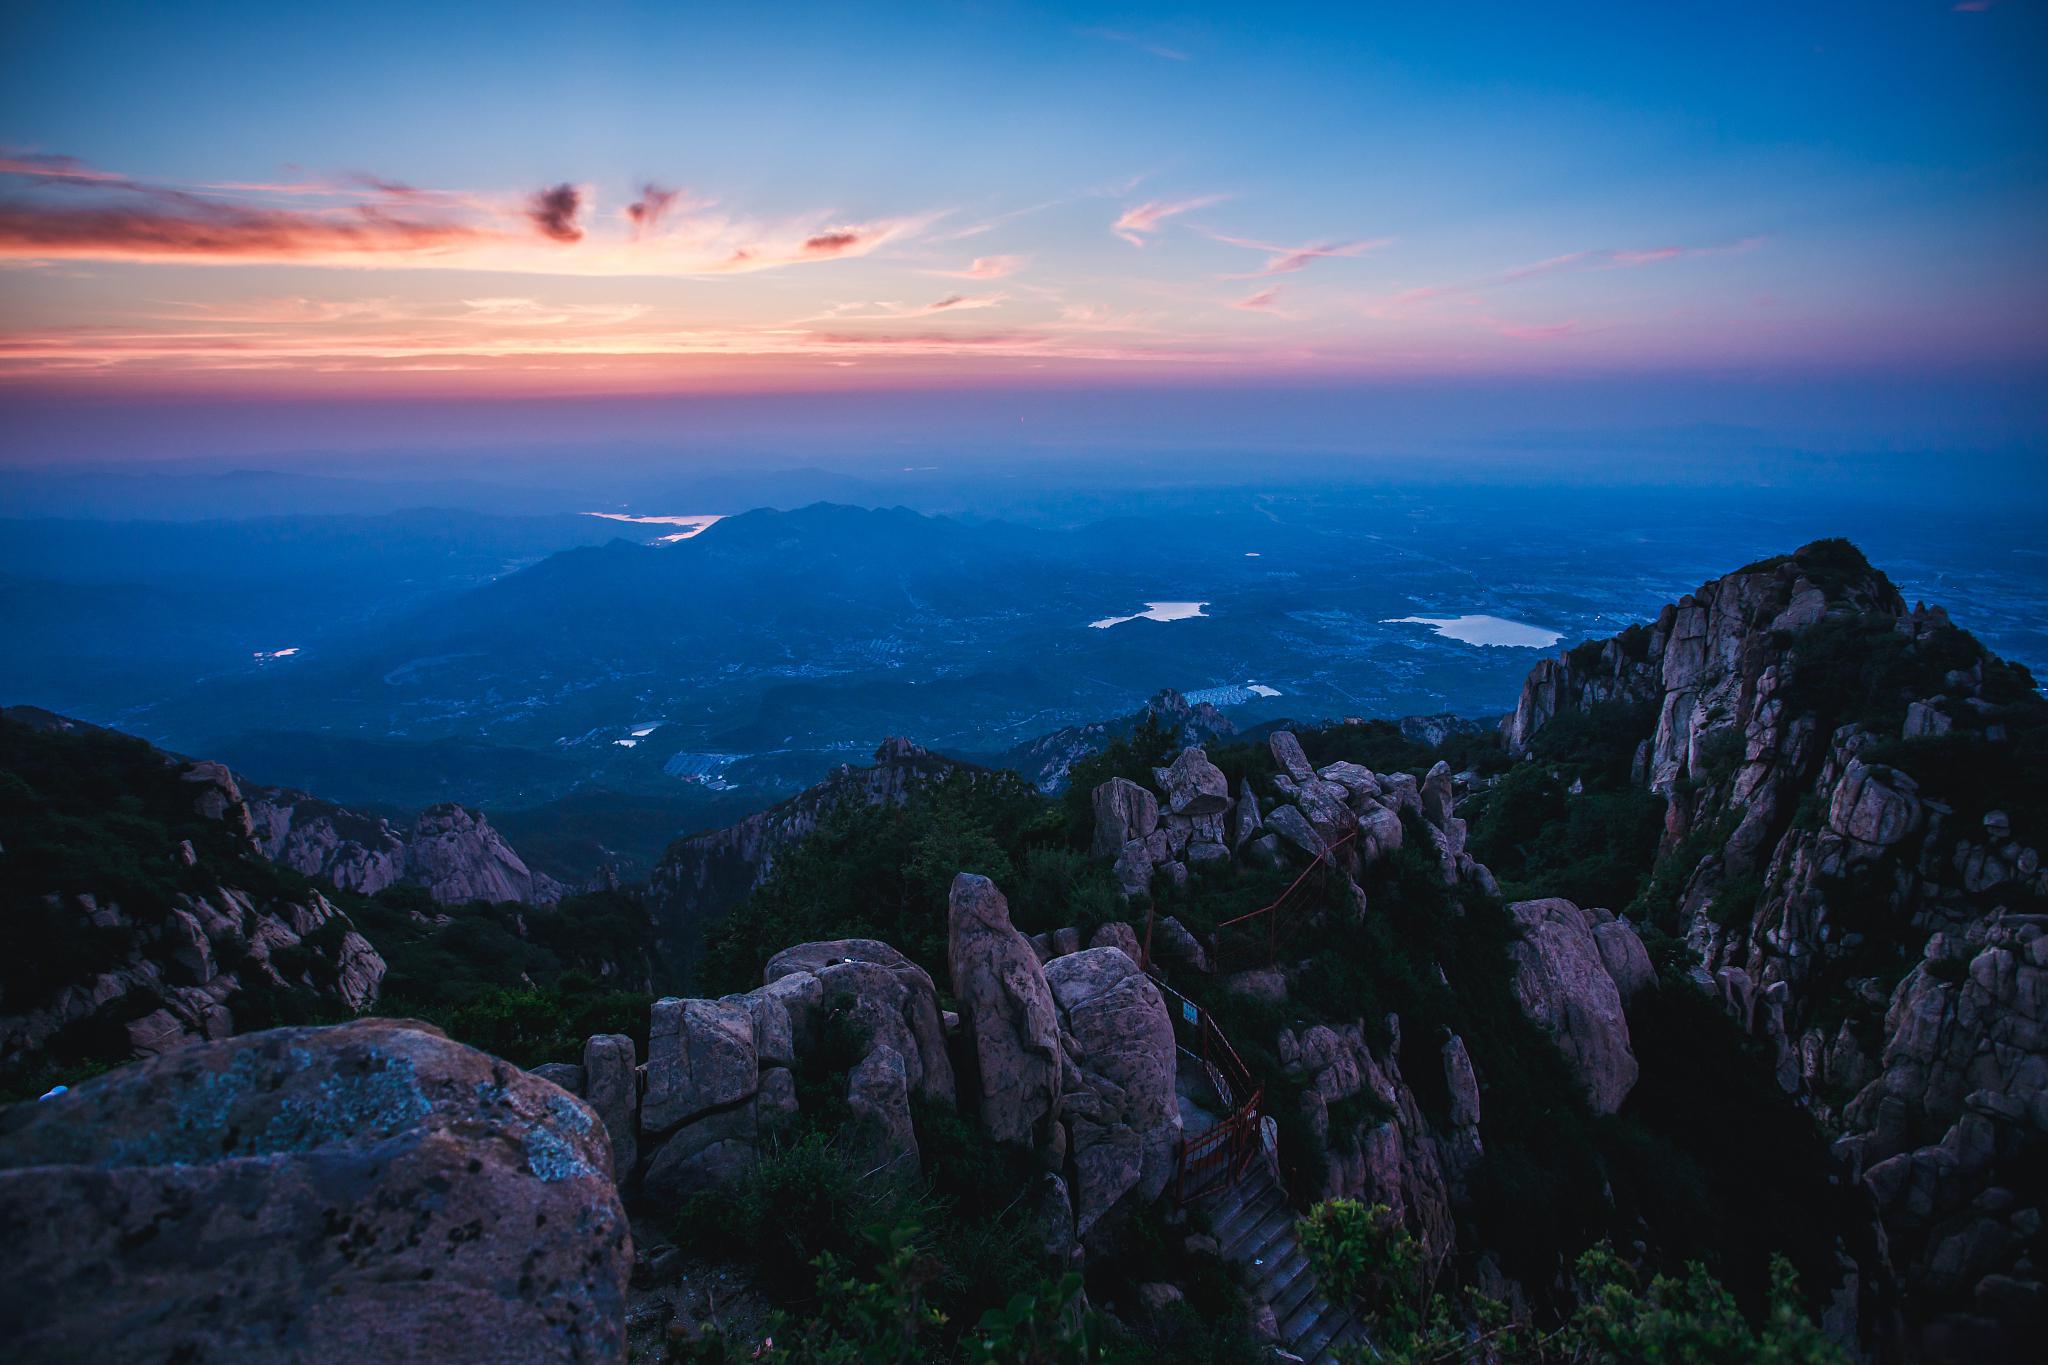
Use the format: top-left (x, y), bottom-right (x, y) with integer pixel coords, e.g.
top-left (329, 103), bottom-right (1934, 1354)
top-left (1153, 746), bottom-right (1231, 816)
top-left (0, 1018), bottom-right (631, 1363)
top-left (0, 711), bottom-right (389, 1086)
top-left (948, 873), bottom-right (1061, 1146)
top-left (1045, 947), bottom-right (1181, 1237)
top-left (1506, 898), bottom-right (1641, 1114)
top-left (997, 687), bottom-right (1238, 793)
top-left (1842, 918), bottom-right (2046, 1347)
top-left (764, 938), bottom-right (955, 1107)
top-left (583, 1032), bottom-right (638, 1183)
top-left (248, 790), bottom-right (565, 906)
top-left (1092, 776), bottom-right (1160, 860)
top-left (1282, 1016), bottom-right (1457, 1261)
top-left (1093, 727), bottom-right (1493, 912)
top-left (628, 937), bottom-right (956, 1202)
top-left (1500, 538), bottom-right (2048, 1351)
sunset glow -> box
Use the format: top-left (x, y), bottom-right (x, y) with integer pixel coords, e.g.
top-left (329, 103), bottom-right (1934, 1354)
top-left (1, 2), bottom-right (2042, 416)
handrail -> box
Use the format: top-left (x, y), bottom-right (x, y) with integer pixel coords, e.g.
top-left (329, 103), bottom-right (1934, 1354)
top-left (1214, 829), bottom-right (1355, 931)
top-left (1139, 829), bottom-right (1354, 977)
top-left (1130, 812), bottom-right (1358, 1204)
top-left (1151, 970), bottom-right (1274, 1205)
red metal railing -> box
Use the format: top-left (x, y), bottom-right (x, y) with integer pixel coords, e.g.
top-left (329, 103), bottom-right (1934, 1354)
top-left (1153, 974), bottom-right (1269, 1203)
top-left (1139, 828), bottom-right (1356, 1203)
top-left (1204, 834), bottom-right (1351, 970)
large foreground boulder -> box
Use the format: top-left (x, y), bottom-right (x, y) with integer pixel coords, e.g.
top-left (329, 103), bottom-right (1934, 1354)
top-left (764, 938), bottom-right (954, 1107)
top-left (0, 1017), bottom-right (630, 1364)
top-left (948, 873), bottom-right (1061, 1145)
top-left (1045, 947), bottom-right (1181, 1237)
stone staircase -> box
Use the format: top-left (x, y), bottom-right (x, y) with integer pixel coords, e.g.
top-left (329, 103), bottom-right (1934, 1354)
top-left (1201, 1160), bottom-right (1366, 1363)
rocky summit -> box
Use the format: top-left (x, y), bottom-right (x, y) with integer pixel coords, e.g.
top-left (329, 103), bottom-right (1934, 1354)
top-left (1498, 538), bottom-right (2046, 1359)
top-left (1, 538), bottom-right (2041, 1364)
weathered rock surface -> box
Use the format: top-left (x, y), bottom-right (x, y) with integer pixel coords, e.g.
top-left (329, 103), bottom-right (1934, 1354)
top-left (1092, 777), bottom-right (1160, 860)
top-left (2, 876), bottom-right (386, 1081)
top-left (1266, 803), bottom-right (1329, 860)
top-left (1152, 746), bottom-right (1231, 816)
top-left (1284, 1016), bottom-right (1456, 1260)
top-left (403, 803), bottom-right (566, 905)
top-left (635, 937), bottom-right (953, 1203)
top-left (0, 1018), bottom-right (631, 1364)
top-left (1826, 760), bottom-right (1922, 854)
top-left (1229, 777), bottom-right (1265, 848)
top-left (764, 938), bottom-right (954, 1105)
top-left (584, 1033), bottom-right (638, 1184)
top-left (1590, 911), bottom-right (1657, 1004)
top-left (1000, 688), bottom-right (1237, 793)
top-left (1270, 730), bottom-right (1316, 783)
top-left (846, 1042), bottom-right (919, 1174)
top-left (1498, 540), bottom-right (2047, 1351)
top-left (948, 874), bottom-right (1061, 1144)
top-left (251, 791), bottom-right (564, 906)
top-left (642, 997), bottom-right (757, 1135)
top-left (1507, 898), bottom-right (1638, 1114)
top-left (1045, 947), bottom-right (1181, 1235)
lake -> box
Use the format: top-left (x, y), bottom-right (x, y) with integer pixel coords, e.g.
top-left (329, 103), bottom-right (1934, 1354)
top-left (1090, 601), bottom-right (1209, 629)
top-left (1382, 614), bottom-right (1563, 648)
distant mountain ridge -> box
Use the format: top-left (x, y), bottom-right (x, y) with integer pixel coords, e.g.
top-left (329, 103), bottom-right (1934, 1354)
top-left (3, 706), bottom-right (568, 908)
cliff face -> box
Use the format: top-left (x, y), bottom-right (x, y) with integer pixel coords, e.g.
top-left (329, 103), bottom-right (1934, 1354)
top-left (1501, 539), bottom-right (2046, 1354)
top-left (0, 714), bottom-right (386, 1088)
top-left (2, 706), bottom-right (579, 1091)
top-left (247, 787), bottom-right (565, 906)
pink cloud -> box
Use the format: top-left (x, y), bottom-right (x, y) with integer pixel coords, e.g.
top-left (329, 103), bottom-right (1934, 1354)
top-left (0, 152), bottom-right (129, 184)
top-left (1205, 231), bottom-right (1391, 277)
top-left (0, 194), bottom-right (491, 261)
top-left (625, 184), bottom-right (683, 235)
top-left (1113, 194), bottom-right (1227, 246)
top-left (0, 154), bottom-right (948, 278)
top-left (1233, 285), bottom-right (1285, 312)
top-left (932, 253), bottom-right (1026, 280)
top-left (926, 293), bottom-right (1003, 313)
top-left (803, 229), bottom-right (864, 256)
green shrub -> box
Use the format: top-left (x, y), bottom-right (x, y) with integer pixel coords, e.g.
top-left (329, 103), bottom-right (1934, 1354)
top-left (676, 1128), bottom-right (897, 1300)
top-left (1565, 1242), bottom-right (1850, 1364)
top-left (700, 770), bottom-right (1090, 994)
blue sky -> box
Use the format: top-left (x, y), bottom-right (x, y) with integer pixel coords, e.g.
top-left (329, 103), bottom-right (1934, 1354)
top-left (0, 1), bottom-right (2041, 449)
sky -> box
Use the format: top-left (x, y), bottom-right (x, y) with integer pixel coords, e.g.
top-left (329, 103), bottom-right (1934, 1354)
top-left (1, 1), bottom-right (2044, 456)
